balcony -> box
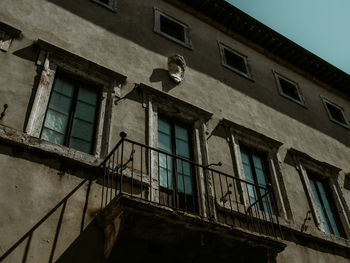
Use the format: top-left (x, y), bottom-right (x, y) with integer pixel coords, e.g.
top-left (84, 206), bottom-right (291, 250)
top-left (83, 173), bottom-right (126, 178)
top-left (97, 132), bottom-right (285, 261)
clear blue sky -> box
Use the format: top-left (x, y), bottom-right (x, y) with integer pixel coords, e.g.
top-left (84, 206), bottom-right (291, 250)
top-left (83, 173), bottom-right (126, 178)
top-left (226, 0), bottom-right (350, 74)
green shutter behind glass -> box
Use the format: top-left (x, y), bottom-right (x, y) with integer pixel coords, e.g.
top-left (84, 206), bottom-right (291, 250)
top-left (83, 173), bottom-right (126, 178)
top-left (41, 76), bottom-right (74, 145)
top-left (158, 119), bottom-right (174, 189)
top-left (175, 125), bottom-right (192, 195)
top-left (69, 87), bottom-right (98, 153)
top-left (41, 74), bottom-right (98, 154)
top-left (157, 119), bottom-right (192, 195)
top-left (241, 150), bottom-right (273, 213)
top-left (309, 177), bottom-right (341, 237)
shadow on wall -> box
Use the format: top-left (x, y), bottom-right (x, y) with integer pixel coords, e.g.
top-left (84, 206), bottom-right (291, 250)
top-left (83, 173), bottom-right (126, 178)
top-left (149, 68), bottom-right (177, 93)
top-left (344, 174), bottom-right (350, 190)
top-left (11, 43), bottom-right (43, 132)
top-left (38, 0), bottom-right (350, 148)
top-left (0, 145), bottom-right (96, 262)
top-left (0, 179), bottom-right (93, 263)
top-left (6, 0), bottom-right (349, 147)
top-left (56, 219), bottom-right (106, 263)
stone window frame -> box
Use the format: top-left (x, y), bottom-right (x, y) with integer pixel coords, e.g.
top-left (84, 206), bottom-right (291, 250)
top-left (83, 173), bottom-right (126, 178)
top-left (321, 96), bottom-right (350, 129)
top-left (139, 83), bottom-right (213, 217)
top-left (218, 41), bottom-right (253, 81)
top-left (0, 22), bottom-right (21, 52)
top-left (221, 118), bottom-right (291, 220)
top-left (291, 148), bottom-right (350, 239)
top-left (91, 0), bottom-right (117, 12)
top-left (273, 70), bottom-right (306, 107)
top-left (25, 39), bottom-right (126, 158)
top-left (153, 7), bottom-right (193, 50)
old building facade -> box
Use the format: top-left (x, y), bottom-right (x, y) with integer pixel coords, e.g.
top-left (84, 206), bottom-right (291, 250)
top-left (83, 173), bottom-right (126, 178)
top-left (1, 0), bottom-right (350, 262)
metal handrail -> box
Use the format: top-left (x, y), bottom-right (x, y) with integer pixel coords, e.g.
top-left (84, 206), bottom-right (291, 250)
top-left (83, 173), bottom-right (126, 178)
top-left (101, 132), bottom-right (271, 191)
top-left (100, 131), bottom-right (282, 238)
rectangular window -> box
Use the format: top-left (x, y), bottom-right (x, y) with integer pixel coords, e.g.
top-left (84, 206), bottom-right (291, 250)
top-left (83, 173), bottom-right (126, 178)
top-left (240, 148), bottom-right (275, 214)
top-left (154, 8), bottom-right (192, 49)
top-left (91, 0), bottom-right (117, 12)
top-left (322, 98), bottom-right (349, 128)
top-left (224, 48), bottom-right (247, 74)
top-left (274, 72), bottom-right (304, 106)
top-left (158, 117), bottom-right (196, 211)
top-left (219, 42), bottom-right (251, 79)
top-left (41, 73), bottom-right (99, 154)
top-left (160, 15), bottom-right (185, 43)
top-left (308, 174), bottom-right (345, 237)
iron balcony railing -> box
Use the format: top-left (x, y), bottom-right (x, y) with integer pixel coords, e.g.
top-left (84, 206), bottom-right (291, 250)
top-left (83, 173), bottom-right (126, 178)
top-left (100, 132), bottom-right (282, 238)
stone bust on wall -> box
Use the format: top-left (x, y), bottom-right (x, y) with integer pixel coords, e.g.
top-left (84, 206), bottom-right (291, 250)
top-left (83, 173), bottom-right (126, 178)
top-left (168, 54), bottom-right (186, 84)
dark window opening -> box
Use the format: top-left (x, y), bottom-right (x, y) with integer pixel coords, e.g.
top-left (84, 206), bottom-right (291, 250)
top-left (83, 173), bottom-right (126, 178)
top-left (308, 174), bottom-right (346, 238)
top-left (224, 48), bottom-right (247, 74)
top-left (279, 77), bottom-right (301, 102)
top-left (160, 15), bottom-right (185, 43)
top-left (99, 0), bottom-right (109, 4)
top-left (326, 102), bottom-right (347, 125)
top-left (41, 73), bottom-right (99, 154)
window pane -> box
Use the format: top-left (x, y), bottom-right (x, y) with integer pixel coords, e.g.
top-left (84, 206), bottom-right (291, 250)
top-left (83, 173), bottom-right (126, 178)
top-left (69, 87), bottom-right (98, 154)
top-left (279, 78), bottom-right (301, 102)
top-left (43, 109), bottom-right (69, 134)
top-left (41, 76), bottom-right (74, 144)
top-left (175, 125), bottom-right (190, 158)
top-left (316, 181), bottom-right (340, 237)
top-left (77, 87), bottom-right (98, 106)
top-left (178, 174), bottom-right (192, 195)
top-left (241, 152), bottom-right (257, 205)
top-left (41, 76), bottom-right (74, 145)
top-left (175, 125), bottom-right (188, 141)
top-left (309, 178), bottom-right (331, 234)
top-left (41, 127), bottom-right (65, 145)
top-left (160, 15), bottom-right (185, 42)
top-left (158, 119), bottom-right (173, 190)
top-left (326, 103), bottom-right (346, 124)
top-left (70, 119), bottom-right (95, 142)
top-left (158, 119), bottom-right (171, 135)
top-left (224, 48), bottom-right (247, 73)
top-left (177, 160), bottom-right (192, 194)
top-left (252, 155), bottom-right (267, 187)
top-left (69, 137), bottom-right (92, 154)
top-left (158, 119), bottom-right (172, 152)
top-left (74, 101), bottom-right (98, 122)
top-left (159, 153), bottom-right (173, 189)
top-left (52, 76), bottom-right (75, 97)
top-left (48, 91), bottom-right (74, 114)
top-left (175, 139), bottom-right (190, 158)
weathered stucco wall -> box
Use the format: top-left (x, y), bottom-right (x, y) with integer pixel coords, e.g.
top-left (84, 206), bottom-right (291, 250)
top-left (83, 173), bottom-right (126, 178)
top-left (1, 0), bottom-right (350, 262)
top-left (0, 142), bottom-right (103, 262)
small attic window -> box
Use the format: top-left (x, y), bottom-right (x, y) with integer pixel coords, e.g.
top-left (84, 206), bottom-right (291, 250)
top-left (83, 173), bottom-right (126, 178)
top-left (91, 0), bottom-right (117, 12)
top-left (154, 8), bottom-right (192, 49)
top-left (160, 15), bottom-right (185, 43)
top-left (274, 72), bottom-right (305, 106)
top-left (224, 48), bottom-right (247, 74)
top-left (322, 99), bottom-right (349, 128)
top-left (218, 42), bottom-right (251, 79)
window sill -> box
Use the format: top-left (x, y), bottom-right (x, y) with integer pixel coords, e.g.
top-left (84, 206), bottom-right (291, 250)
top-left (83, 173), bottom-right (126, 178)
top-left (222, 63), bottom-right (254, 82)
top-left (154, 30), bottom-right (193, 50)
top-left (215, 196), bottom-right (350, 249)
top-left (279, 93), bottom-right (307, 109)
top-left (329, 118), bottom-right (350, 130)
top-left (0, 124), bottom-right (102, 169)
top-left (280, 220), bottom-right (350, 249)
